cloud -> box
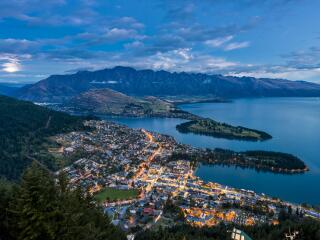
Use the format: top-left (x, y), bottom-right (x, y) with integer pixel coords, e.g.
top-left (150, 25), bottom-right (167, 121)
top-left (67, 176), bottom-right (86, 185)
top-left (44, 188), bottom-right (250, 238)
top-left (224, 41), bottom-right (250, 51)
top-left (76, 28), bottom-right (145, 46)
top-left (228, 67), bottom-right (320, 82)
top-left (0, 0), bottom-right (66, 22)
top-left (150, 48), bottom-right (194, 70)
top-left (162, 16), bottom-right (259, 46)
top-left (53, 47), bottom-right (239, 76)
top-left (165, 2), bottom-right (195, 22)
top-left (175, 24), bottom-right (242, 42)
top-left (0, 0), bottom-right (317, 84)
top-left (0, 55), bottom-right (22, 73)
top-left (0, 38), bottom-right (40, 54)
top-left (104, 28), bottom-right (141, 41)
top-left (281, 47), bottom-right (320, 70)
top-left (2, 61), bottom-right (20, 73)
top-left (127, 34), bottom-right (188, 57)
top-left (124, 41), bottom-right (144, 49)
top-left (112, 17), bottom-right (145, 29)
top-left (64, 67), bottom-right (94, 73)
top-left (131, 48), bottom-right (239, 73)
top-left (205, 36), bottom-right (250, 52)
top-left (205, 36), bottom-right (234, 47)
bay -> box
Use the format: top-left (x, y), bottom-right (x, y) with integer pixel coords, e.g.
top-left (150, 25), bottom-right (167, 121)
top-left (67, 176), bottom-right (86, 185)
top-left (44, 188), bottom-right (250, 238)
top-left (101, 97), bottom-right (320, 204)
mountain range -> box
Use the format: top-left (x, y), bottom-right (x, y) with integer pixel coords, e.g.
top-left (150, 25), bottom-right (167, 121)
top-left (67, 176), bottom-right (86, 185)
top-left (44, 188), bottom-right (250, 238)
top-left (13, 66), bottom-right (320, 103)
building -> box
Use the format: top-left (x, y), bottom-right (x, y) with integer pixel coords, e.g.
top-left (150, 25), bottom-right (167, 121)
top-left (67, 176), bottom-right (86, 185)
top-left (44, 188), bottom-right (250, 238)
top-left (231, 228), bottom-right (253, 240)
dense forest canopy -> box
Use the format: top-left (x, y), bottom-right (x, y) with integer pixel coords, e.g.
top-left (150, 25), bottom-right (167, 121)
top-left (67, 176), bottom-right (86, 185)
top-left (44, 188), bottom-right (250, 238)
top-left (1, 163), bottom-right (320, 240)
top-left (169, 148), bottom-right (307, 173)
top-left (176, 118), bottom-right (272, 141)
top-left (0, 162), bottom-right (125, 240)
top-left (0, 95), bottom-right (88, 180)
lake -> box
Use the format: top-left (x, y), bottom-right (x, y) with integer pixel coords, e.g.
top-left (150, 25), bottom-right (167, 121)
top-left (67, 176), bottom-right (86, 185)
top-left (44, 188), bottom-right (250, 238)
top-left (102, 97), bottom-right (320, 205)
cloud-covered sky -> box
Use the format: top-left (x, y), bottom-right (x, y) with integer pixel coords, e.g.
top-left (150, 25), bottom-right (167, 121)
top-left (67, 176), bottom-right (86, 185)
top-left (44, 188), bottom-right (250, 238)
top-left (0, 0), bottom-right (320, 83)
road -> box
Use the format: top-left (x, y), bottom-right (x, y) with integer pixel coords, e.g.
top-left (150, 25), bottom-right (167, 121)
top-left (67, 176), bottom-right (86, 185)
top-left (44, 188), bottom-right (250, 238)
top-left (131, 129), bottom-right (162, 184)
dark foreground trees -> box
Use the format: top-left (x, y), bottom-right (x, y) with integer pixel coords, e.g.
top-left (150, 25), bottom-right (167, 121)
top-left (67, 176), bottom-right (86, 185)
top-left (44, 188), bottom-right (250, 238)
top-left (0, 95), bottom-right (91, 180)
top-left (1, 162), bottom-right (319, 240)
top-left (0, 162), bottom-right (125, 240)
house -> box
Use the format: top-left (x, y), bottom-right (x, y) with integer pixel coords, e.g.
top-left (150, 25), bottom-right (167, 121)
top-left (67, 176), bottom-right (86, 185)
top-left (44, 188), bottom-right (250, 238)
top-left (143, 207), bottom-right (154, 216)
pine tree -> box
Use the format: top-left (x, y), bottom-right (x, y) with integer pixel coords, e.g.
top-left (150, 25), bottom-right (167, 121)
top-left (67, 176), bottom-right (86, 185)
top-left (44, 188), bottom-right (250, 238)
top-left (0, 179), bottom-right (16, 240)
top-left (7, 162), bottom-right (126, 240)
top-left (12, 162), bottom-right (59, 240)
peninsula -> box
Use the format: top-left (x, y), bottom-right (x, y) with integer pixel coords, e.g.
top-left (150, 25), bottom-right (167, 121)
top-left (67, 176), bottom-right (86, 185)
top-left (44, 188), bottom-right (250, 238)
top-left (176, 118), bottom-right (272, 141)
top-left (170, 148), bottom-right (308, 174)
top-left (62, 88), bottom-right (198, 120)
top-left (50, 89), bottom-right (272, 142)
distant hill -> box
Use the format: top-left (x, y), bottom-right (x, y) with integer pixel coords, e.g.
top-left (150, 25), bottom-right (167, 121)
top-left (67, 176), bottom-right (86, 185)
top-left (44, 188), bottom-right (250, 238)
top-left (0, 95), bottom-right (87, 180)
top-left (14, 66), bottom-right (320, 102)
top-left (0, 82), bottom-right (25, 96)
top-left (64, 88), bottom-right (196, 119)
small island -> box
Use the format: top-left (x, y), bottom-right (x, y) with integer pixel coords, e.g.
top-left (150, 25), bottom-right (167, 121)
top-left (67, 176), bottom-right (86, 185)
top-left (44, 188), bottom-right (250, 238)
top-left (170, 149), bottom-right (308, 174)
top-left (176, 118), bottom-right (272, 141)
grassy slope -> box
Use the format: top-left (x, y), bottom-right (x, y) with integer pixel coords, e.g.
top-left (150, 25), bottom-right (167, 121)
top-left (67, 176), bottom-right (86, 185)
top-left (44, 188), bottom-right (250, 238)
top-left (67, 89), bottom-right (174, 116)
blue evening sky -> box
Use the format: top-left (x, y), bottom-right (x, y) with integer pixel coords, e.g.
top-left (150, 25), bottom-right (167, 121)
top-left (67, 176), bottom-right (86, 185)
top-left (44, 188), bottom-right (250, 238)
top-left (0, 0), bottom-right (319, 83)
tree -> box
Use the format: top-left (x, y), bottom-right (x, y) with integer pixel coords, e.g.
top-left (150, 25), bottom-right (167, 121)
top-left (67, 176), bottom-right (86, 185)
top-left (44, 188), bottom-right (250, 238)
top-left (0, 179), bottom-right (16, 240)
top-left (12, 162), bottom-right (58, 240)
top-left (4, 162), bottom-right (126, 240)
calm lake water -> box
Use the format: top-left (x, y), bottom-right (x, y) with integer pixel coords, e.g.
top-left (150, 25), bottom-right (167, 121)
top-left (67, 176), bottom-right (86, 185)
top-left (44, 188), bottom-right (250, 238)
top-left (102, 98), bottom-right (320, 204)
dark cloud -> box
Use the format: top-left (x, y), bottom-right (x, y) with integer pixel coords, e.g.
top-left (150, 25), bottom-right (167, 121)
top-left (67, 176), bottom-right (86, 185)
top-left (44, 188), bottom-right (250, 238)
top-left (0, 0), bottom-right (65, 21)
top-left (0, 39), bottom-right (40, 54)
top-left (130, 35), bottom-right (187, 56)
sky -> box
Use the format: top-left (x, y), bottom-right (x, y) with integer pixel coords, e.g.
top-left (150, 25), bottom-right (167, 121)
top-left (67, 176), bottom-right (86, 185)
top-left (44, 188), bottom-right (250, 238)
top-left (0, 0), bottom-right (320, 84)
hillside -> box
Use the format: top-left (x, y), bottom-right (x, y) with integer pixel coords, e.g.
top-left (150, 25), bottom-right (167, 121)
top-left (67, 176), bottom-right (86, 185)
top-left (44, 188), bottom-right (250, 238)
top-left (64, 88), bottom-right (197, 119)
top-left (0, 95), bottom-right (88, 180)
top-left (14, 66), bottom-right (320, 102)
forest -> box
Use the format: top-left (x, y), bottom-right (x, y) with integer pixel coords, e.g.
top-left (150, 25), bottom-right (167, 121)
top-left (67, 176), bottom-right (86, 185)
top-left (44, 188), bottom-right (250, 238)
top-left (0, 162), bottom-right (125, 240)
top-left (176, 118), bottom-right (272, 141)
top-left (0, 95), bottom-right (90, 180)
top-left (1, 162), bottom-right (320, 240)
top-left (169, 148), bottom-right (308, 173)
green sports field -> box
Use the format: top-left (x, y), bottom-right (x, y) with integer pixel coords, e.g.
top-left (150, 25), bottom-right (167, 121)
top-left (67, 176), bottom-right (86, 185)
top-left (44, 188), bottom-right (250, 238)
top-left (94, 187), bottom-right (139, 202)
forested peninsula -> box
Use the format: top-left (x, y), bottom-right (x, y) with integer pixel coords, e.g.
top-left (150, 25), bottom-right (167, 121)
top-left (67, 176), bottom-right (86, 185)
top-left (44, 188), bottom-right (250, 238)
top-left (176, 118), bottom-right (272, 141)
top-left (170, 148), bottom-right (308, 174)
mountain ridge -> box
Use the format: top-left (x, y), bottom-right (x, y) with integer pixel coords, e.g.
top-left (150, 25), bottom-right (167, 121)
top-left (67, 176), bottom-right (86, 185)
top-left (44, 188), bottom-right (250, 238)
top-left (14, 66), bottom-right (320, 102)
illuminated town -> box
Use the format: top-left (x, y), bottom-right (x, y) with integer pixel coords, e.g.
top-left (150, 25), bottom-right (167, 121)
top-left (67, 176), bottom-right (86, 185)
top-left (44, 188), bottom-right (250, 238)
top-left (53, 120), bottom-right (319, 234)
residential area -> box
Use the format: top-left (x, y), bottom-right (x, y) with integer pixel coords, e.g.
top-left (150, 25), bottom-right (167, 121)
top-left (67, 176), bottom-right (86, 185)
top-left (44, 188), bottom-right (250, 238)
top-left (52, 120), bottom-right (318, 235)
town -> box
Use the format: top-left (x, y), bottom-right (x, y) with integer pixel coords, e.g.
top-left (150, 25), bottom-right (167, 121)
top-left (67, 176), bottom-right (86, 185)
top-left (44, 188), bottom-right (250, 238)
top-left (52, 120), bottom-right (318, 236)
